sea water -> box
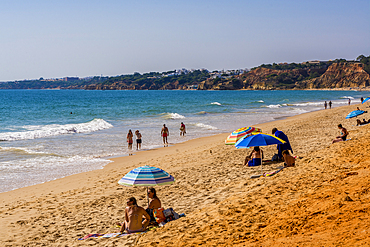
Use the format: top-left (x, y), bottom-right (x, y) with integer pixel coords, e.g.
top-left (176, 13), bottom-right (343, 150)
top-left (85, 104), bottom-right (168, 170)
top-left (0, 89), bottom-right (366, 192)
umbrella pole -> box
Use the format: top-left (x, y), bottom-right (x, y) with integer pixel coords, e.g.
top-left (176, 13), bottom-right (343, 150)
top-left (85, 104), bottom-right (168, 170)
top-left (147, 187), bottom-right (149, 208)
top-left (260, 150), bottom-right (263, 176)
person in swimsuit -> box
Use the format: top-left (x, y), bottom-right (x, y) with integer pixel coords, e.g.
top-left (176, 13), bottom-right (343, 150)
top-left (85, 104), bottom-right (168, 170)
top-left (146, 188), bottom-right (162, 223)
top-left (329, 101), bottom-right (332, 109)
top-left (332, 124), bottom-right (349, 143)
top-left (282, 150), bottom-right (295, 167)
top-left (127, 130), bottom-right (133, 155)
top-left (180, 122), bottom-right (186, 136)
top-left (119, 197), bottom-right (150, 234)
top-left (161, 124), bottom-right (169, 147)
top-left (244, 146), bottom-right (264, 166)
top-left (135, 130), bottom-right (142, 150)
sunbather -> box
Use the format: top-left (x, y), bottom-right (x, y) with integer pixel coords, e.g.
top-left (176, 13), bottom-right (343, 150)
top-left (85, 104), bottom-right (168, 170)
top-left (332, 124), bottom-right (349, 143)
top-left (146, 188), bottom-right (161, 223)
top-left (244, 146), bottom-right (264, 166)
top-left (282, 150), bottom-right (295, 167)
top-left (119, 197), bottom-right (150, 234)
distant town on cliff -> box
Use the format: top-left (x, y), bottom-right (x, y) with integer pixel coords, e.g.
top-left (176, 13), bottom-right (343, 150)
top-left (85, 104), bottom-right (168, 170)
top-left (1, 55), bottom-right (369, 90)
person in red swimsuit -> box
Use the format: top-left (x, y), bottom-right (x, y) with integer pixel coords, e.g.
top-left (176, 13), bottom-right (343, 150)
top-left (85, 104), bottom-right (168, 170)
top-left (161, 124), bottom-right (169, 147)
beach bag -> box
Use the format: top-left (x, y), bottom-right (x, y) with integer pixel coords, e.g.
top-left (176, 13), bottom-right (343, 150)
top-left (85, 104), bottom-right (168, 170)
top-left (272, 154), bottom-right (279, 161)
top-left (163, 208), bottom-right (179, 222)
top-left (153, 208), bottom-right (166, 223)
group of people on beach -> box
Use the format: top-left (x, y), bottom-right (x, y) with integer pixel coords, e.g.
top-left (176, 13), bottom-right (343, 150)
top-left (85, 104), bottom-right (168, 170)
top-left (243, 127), bottom-right (295, 168)
top-left (126, 122), bottom-right (187, 154)
top-left (324, 101), bottom-right (332, 109)
top-left (117, 188), bottom-right (162, 234)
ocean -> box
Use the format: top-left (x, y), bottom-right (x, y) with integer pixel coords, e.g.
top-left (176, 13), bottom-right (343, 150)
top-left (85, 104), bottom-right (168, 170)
top-left (0, 89), bottom-right (366, 193)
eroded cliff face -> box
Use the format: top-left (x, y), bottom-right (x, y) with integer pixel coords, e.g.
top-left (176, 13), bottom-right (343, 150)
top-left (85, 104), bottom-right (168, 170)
top-left (198, 63), bottom-right (370, 90)
top-left (295, 63), bottom-right (370, 89)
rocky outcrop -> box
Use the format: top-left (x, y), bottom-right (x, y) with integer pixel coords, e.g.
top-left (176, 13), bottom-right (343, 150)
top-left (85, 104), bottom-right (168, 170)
top-left (295, 63), bottom-right (370, 89)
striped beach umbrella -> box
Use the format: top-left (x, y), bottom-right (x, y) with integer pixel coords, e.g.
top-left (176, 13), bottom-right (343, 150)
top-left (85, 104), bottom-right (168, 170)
top-left (345, 110), bottom-right (365, 119)
top-left (225, 126), bottom-right (262, 145)
top-left (118, 165), bottom-right (175, 206)
top-left (118, 165), bottom-right (175, 187)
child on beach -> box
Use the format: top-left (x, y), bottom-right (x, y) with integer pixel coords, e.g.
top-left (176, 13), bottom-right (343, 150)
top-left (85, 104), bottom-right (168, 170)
top-left (135, 130), bottom-right (142, 150)
top-left (127, 130), bottom-right (133, 155)
top-left (282, 150), bottom-right (295, 167)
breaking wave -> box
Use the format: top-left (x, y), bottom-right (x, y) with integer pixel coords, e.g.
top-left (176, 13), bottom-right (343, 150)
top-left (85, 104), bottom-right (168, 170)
top-left (0, 119), bottom-right (113, 141)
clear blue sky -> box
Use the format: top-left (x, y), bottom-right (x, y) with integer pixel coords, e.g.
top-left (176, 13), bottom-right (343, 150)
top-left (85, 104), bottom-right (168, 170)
top-left (0, 0), bottom-right (369, 81)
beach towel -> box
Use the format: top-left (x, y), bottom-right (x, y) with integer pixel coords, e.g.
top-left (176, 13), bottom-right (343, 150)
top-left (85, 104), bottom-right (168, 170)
top-left (78, 231), bottom-right (145, 240)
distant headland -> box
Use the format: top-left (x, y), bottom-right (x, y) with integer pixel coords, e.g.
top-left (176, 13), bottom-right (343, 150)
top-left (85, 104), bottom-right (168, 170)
top-left (1, 55), bottom-right (369, 90)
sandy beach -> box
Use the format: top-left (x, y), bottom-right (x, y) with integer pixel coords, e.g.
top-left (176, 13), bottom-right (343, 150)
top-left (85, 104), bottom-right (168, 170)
top-left (1, 103), bottom-right (370, 246)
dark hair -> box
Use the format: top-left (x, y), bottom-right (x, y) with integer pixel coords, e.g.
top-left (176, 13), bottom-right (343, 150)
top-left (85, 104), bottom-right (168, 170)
top-left (338, 124), bottom-right (343, 128)
top-left (254, 146), bottom-right (260, 152)
top-left (282, 150), bottom-right (290, 155)
top-left (128, 197), bottom-right (137, 206)
top-left (272, 128), bottom-right (278, 134)
top-left (148, 188), bottom-right (158, 199)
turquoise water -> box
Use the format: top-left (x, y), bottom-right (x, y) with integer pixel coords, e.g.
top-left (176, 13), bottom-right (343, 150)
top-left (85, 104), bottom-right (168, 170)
top-left (0, 89), bottom-right (366, 192)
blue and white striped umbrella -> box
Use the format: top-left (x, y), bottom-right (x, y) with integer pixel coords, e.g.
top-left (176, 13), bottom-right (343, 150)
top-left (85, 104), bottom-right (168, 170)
top-left (118, 165), bottom-right (175, 187)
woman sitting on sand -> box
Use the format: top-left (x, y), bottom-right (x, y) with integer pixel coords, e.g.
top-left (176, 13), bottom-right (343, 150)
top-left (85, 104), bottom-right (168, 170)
top-left (282, 150), bottom-right (295, 167)
top-left (332, 124), bottom-right (349, 143)
top-left (146, 188), bottom-right (161, 223)
top-left (244, 146), bottom-right (264, 166)
top-left (118, 197), bottom-right (150, 234)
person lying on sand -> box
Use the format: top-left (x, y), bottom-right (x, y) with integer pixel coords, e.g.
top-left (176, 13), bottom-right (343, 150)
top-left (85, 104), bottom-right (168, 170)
top-left (332, 124), bottom-right (349, 143)
top-left (244, 146), bottom-right (264, 166)
top-left (118, 197), bottom-right (150, 234)
top-left (146, 188), bottom-right (161, 223)
top-left (282, 150), bottom-right (295, 167)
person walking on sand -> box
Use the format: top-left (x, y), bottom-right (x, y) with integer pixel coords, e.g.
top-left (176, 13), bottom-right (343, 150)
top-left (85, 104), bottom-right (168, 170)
top-left (180, 122), bottom-right (186, 136)
top-left (161, 124), bottom-right (169, 147)
top-left (329, 101), bottom-right (332, 109)
top-left (127, 130), bottom-right (133, 155)
top-left (332, 124), bottom-right (349, 143)
top-left (118, 197), bottom-right (150, 234)
top-left (324, 101), bottom-right (327, 109)
top-left (135, 130), bottom-right (142, 150)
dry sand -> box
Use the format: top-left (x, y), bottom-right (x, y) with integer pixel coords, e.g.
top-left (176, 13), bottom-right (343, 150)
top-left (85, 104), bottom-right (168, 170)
top-left (1, 103), bottom-right (370, 246)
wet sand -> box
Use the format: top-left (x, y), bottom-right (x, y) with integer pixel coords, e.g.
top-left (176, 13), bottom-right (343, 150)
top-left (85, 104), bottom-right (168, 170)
top-left (1, 103), bottom-right (370, 246)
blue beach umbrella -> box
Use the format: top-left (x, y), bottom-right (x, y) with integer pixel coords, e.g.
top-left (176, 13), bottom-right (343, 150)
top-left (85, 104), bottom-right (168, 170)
top-left (235, 133), bottom-right (286, 149)
top-left (235, 133), bottom-right (286, 177)
top-left (345, 110), bottom-right (365, 119)
top-left (362, 97), bottom-right (370, 104)
top-left (118, 165), bottom-right (175, 206)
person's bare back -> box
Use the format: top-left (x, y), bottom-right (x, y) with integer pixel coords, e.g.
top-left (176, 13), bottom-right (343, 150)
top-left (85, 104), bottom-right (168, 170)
top-left (119, 197), bottom-right (150, 233)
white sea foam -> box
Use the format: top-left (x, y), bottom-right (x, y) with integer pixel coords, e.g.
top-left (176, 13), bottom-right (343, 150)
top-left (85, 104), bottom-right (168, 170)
top-left (258, 100), bottom-right (264, 103)
top-left (0, 119), bottom-right (113, 141)
top-left (211, 102), bottom-right (222, 106)
top-left (266, 104), bottom-right (282, 108)
top-left (195, 123), bottom-right (218, 130)
top-left (162, 113), bottom-right (186, 119)
top-left (340, 96), bottom-right (355, 99)
top-left (0, 146), bottom-right (48, 155)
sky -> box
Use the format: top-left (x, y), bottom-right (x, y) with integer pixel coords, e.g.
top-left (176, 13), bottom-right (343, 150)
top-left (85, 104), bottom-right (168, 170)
top-left (0, 0), bottom-right (369, 81)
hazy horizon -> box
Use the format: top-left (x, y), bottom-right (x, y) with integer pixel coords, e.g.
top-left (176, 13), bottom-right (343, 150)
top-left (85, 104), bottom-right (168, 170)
top-left (1, 0), bottom-right (369, 81)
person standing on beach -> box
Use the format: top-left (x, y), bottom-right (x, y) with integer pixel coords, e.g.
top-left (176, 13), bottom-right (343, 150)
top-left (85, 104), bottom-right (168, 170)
top-left (135, 130), bottom-right (142, 150)
top-left (127, 130), bottom-right (133, 155)
top-left (361, 97), bottom-right (364, 103)
top-left (161, 124), bottom-right (169, 147)
top-left (180, 122), bottom-right (186, 136)
top-left (272, 128), bottom-right (293, 161)
top-left (329, 101), bottom-right (332, 109)
top-left (324, 101), bottom-right (327, 109)
top-left (348, 98), bottom-right (351, 105)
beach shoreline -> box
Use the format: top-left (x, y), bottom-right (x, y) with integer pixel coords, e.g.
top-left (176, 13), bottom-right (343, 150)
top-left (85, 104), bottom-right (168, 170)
top-left (1, 103), bottom-right (370, 246)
